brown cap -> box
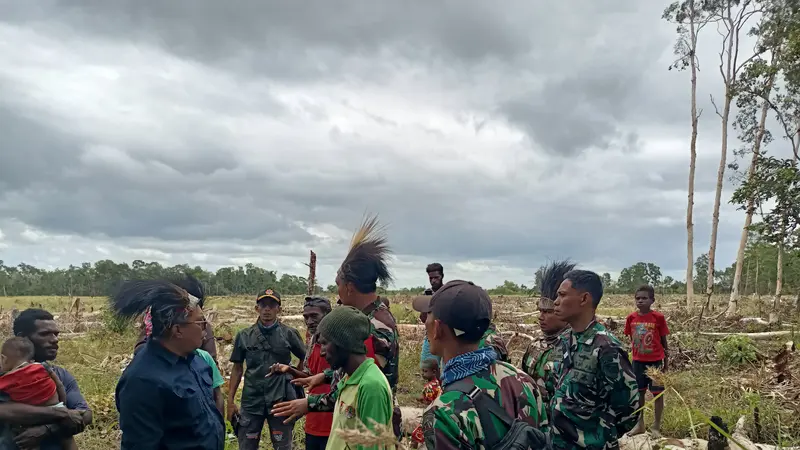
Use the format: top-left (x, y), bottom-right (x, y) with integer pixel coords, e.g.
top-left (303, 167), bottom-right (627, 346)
top-left (412, 280), bottom-right (492, 341)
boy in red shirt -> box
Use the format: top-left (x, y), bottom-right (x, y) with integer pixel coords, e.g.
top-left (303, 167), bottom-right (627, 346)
top-left (624, 284), bottom-right (669, 437)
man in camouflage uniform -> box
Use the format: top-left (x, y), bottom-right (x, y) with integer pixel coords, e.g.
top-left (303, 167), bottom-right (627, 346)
top-left (550, 270), bottom-right (639, 450)
top-left (479, 322), bottom-right (510, 363)
top-left (413, 280), bottom-right (548, 450)
top-left (271, 215), bottom-right (402, 436)
top-left (521, 260), bottom-right (574, 405)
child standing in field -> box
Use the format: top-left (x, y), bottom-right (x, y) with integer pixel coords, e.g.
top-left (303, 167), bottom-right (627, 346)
top-left (624, 284), bottom-right (669, 437)
top-left (0, 337), bottom-right (78, 450)
top-left (410, 358), bottom-right (442, 448)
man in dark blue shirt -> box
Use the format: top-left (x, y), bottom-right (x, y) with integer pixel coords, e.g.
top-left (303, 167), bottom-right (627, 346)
top-left (113, 278), bottom-right (225, 450)
top-left (0, 309), bottom-right (91, 450)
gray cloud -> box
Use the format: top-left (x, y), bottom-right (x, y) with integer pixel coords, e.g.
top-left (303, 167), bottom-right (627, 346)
top-left (0, 0), bottom-right (752, 287)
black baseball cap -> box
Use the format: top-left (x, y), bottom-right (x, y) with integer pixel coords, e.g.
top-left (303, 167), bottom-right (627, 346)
top-left (256, 289), bottom-right (281, 305)
top-left (412, 280), bottom-right (492, 341)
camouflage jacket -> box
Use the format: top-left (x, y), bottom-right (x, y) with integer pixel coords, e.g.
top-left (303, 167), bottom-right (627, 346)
top-left (520, 334), bottom-right (563, 406)
top-left (479, 323), bottom-right (509, 363)
top-left (549, 321), bottom-right (639, 450)
top-left (308, 298), bottom-right (399, 412)
top-left (421, 361), bottom-right (548, 450)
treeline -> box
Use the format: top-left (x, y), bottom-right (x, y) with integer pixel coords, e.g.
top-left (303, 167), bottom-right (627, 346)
top-left (2, 237), bottom-right (798, 298)
top-left (0, 260), bottom-right (315, 297)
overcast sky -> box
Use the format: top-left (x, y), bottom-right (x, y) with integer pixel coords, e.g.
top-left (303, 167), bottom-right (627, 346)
top-left (0, 1), bottom-right (787, 289)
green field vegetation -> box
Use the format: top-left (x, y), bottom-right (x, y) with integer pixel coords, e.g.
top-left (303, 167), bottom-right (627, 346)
top-left (0, 293), bottom-right (798, 449)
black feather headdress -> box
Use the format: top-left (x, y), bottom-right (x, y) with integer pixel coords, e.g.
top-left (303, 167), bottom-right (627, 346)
top-left (168, 274), bottom-right (205, 307)
top-left (538, 260), bottom-right (576, 308)
top-left (110, 279), bottom-right (201, 337)
top-left (337, 214), bottom-right (393, 293)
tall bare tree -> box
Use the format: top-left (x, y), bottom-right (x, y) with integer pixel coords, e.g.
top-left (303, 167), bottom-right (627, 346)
top-left (704, 0), bottom-right (763, 311)
top-left (663, 0), bottom-right (712, 307)
top-left (726, 0), bottom-right (800, 315)
top-left (726, 58), bottom-right (783, 317)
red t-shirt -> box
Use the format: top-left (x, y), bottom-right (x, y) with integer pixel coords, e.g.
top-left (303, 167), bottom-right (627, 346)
top-left (624, 310), bottom-right (670, 362)
top-left (0, 363), bottom-right (57, 405)
top-left (305, 342), bottom-right (333, 437)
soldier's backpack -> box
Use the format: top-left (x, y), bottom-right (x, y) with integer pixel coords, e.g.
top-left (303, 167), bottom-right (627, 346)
top-left (445, 378), bottom-right (551, 450)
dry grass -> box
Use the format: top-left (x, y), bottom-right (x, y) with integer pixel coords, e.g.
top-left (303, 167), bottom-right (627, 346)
top-left (0, 293), bottom-right (798, 449)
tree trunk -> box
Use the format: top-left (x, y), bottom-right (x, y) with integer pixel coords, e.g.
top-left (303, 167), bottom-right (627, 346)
top-left (686, 0), bottom-right (700, 308)
top-left (770, 240), bottom-right (783, 324)
top-left (307, 250), bottom-right (317, 296)
top-left (726, 97), bottom-right (775, 317)
top-left (706, 89), bottom-right (731, 308)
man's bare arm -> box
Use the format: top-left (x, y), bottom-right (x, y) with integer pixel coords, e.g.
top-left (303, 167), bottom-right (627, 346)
top-left (0, 403), bottom-right (71, 426)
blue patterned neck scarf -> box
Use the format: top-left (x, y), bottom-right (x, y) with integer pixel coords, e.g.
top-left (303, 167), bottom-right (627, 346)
top-left (441, 346), bottom-right (497, 386)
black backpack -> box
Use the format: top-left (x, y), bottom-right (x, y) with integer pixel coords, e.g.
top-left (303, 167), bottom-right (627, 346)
top-left (446, 378), bottom-right (551, 450)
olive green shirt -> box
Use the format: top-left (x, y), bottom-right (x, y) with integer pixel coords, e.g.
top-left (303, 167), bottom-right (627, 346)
top-left (230, 321), bottom-right (306, 414)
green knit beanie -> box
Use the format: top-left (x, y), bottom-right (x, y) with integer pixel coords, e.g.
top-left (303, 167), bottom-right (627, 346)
top-left (318, 306), bottom-right (371, 354)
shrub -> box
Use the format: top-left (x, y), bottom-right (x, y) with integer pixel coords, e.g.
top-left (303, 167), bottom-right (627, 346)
top-left (715, 335), bottom-right (758, 366)
top-left (101, 308), bottom-right (133, 334)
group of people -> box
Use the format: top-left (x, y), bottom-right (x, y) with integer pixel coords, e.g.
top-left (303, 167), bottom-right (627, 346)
top-left (0, 214), bottom-right (672, 450)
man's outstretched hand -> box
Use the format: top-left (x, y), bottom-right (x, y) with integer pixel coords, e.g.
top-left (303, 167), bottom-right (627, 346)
top-left (291, 372), bottom-right (324, 389)
top-left (271, 399), bottom-right (308, 424)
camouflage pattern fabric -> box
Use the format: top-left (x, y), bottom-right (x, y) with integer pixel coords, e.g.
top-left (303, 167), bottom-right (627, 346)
top-left (308, 297), bottom-right (399, 413)
top-left (549, 321), bottom-right (639, 450)
top-left (520, 333), bottom-right (563, 406)
top-left (421, 361), bottom-right (547, 450)
top-left (479, 323), bottom-right (510, 363)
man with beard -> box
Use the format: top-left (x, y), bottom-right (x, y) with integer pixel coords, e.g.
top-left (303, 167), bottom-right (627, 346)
top-left (228, 289), bottom-right (306, 450)
top-left (311, 306), bottom-right (392, 449)
top-left (268, 295), bottom-right (334, 450)
top-left (521, 260), bottom-right (574, 406)
top-left (114, 280), bottom-right (224, 450)
top-left (0, 309), bottom-right (91, 450)
top-left (422, 263), bottom-right (444, 295)
top-left (550, 270), bottom-right (639, 450)
top-left (271, 215), bottom-right (402, 438)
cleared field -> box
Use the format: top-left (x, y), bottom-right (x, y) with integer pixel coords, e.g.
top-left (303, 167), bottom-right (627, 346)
top-left (0, 293), bottom-right (798, 449)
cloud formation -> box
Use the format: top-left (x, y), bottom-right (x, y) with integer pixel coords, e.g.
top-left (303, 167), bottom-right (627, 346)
top-left (0, 0), bottom-right (760, 288)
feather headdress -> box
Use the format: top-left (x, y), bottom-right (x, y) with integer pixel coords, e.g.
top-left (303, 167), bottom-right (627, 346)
top-left (110, 278), bottom-right (201, 337)
top-left (538, 260), bottom-right (576, 309)
top-left (338, 213), bottom-right (393, 292)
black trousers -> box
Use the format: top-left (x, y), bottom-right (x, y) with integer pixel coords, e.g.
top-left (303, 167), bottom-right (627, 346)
top-left (305, 433), bottom-right (328, 450)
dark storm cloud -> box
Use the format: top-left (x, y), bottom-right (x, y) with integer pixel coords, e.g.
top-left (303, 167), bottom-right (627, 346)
top-left (0, 0), bottom-right (749, 286)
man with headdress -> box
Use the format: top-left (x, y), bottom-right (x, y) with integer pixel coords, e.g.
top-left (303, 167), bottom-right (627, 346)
top-left (271, 214), bottom-right (402, 438)
top-left (133, 274), bottom-right (217, 361)
top-left (113, 278), bottom-right (224, 450)
top-left (520, 260), bottom-right (574, 407)
top-left (228, 289), bottom-right (306, 450)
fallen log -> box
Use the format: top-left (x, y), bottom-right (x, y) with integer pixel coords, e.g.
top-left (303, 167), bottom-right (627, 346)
top-left (674, 331), bottom-right (792, 340)
top-left (729, 415), bottom-right (800, 450)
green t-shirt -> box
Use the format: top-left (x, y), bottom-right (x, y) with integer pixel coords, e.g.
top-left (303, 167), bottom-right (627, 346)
top-left (196, 348), bottom-right (224, 389)
top-left (327, 358), bottom-right (392, 450)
